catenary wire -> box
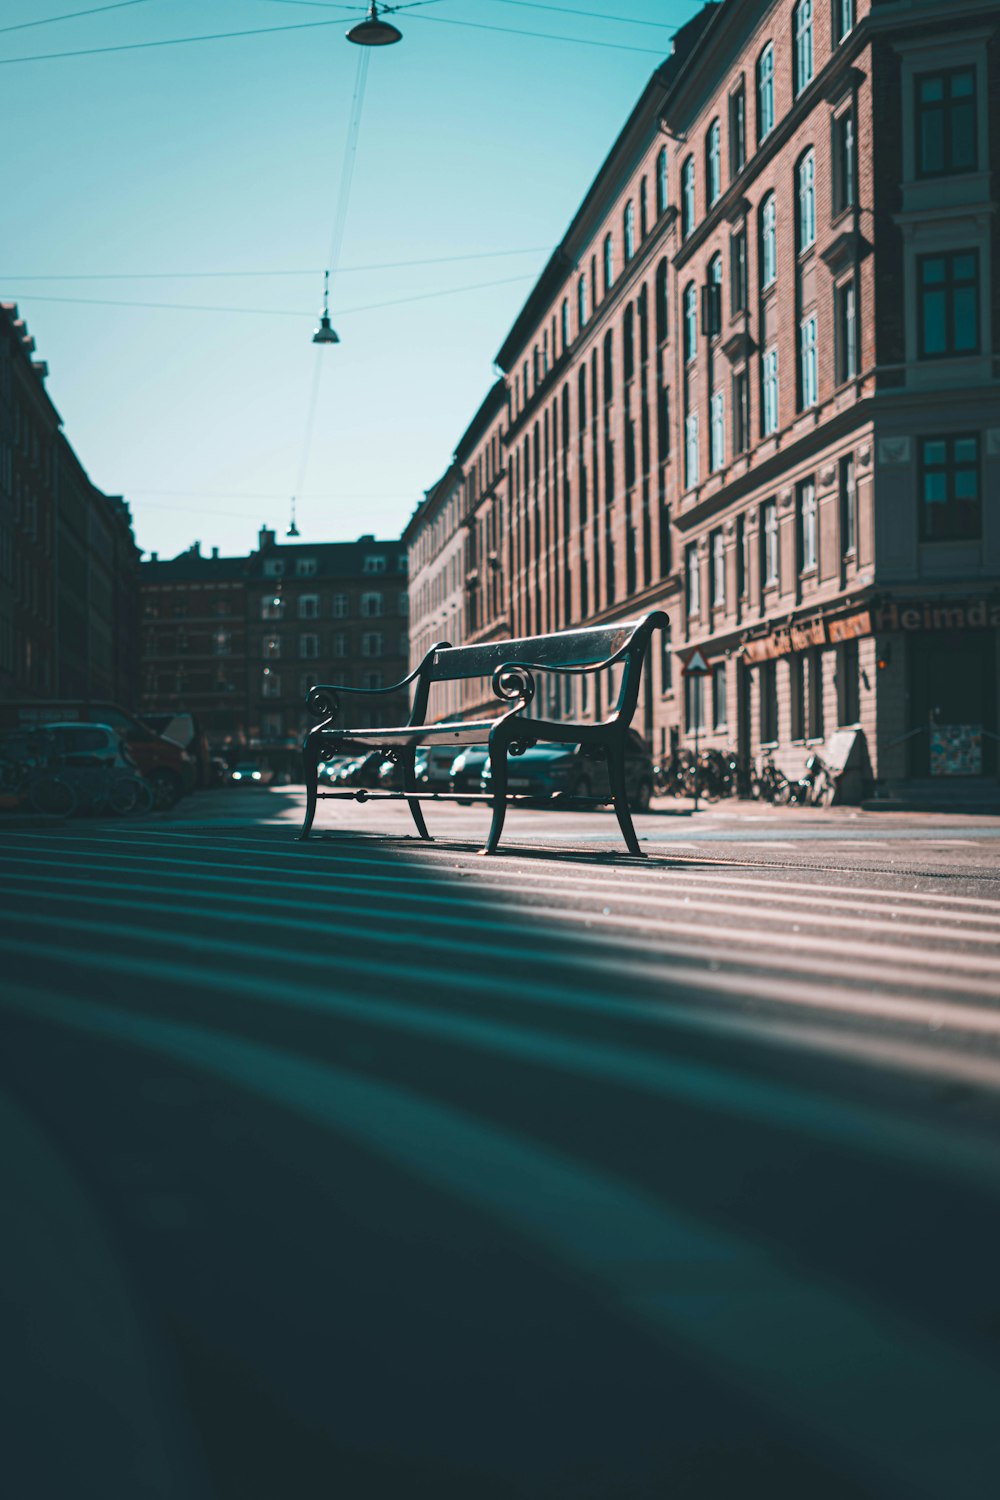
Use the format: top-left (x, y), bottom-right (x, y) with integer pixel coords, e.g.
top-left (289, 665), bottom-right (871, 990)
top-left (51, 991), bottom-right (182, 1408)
top-left (0, 0), bottom-right (154, 35)
top-left (0, 247), bottom-right (552, 281)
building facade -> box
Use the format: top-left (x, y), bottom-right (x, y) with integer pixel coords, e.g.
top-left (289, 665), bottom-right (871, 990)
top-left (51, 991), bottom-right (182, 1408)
top-left (406, 0), bottom-right (1000, 791)
top-left (141, 529), bottom-right (409, 765)
top-left (0, 302), bottom-right (141, 709)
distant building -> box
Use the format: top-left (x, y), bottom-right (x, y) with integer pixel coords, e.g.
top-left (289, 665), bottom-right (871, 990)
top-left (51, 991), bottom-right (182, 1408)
top-left (140, 528), bottom-right (409, 763)
top-left (406, 0), bottom-right (1000, 794)
top-left (0, 302), bottom-right (140, 708)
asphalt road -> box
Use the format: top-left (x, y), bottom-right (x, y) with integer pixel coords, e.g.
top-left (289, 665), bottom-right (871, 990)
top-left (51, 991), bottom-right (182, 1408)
top-left (3, 789), bottom-right (1000, 1499)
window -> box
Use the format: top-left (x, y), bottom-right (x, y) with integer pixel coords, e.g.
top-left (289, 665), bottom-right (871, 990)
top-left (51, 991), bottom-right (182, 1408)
top-left (361, 632), bottom-right (383, 658)
top-left (837, 639), bottom-right (860, 726)
top-left (261, 712), bottom-right (283, 741)
top-left (363, 554), bottom-right (386, 573)
top-left (263, 635), bottom-right (281, 659)
top-left (760, 194), bottom-right (776, 288)
top-left (703, 254), bottom-right (723, 338)
top-left (333, 593), bottom-right (348, 618)
top-left (655, 259), bottom-right (669, 343)
top-left (299, 673), bottom-right (317, 698)
top-left (710, 528), bottom-right (726, 607)
top-left (578, 272), bottom-right (588, 329)
top-left (757, 43), bottom-right (775, 144)
top-left (333, 630), bottom-right (348, 657)
top-left (298, 594), bottom-right (318, 619)
top-left (730, 227), bottom-right (748, 313)
top-left (639, 177), bottom-right (648, 239)
top-left (798, 150), bottom-right (816, 250)
top-left (706, 118), bottom-right (722, 205)
top-left (794, 0), bottom-right (813, 96)
top-left (212, 629), bottom-right (231, 656)
top-left (681, 156), bottom-right (696, 239)
top-left (660, 619), bottom-right (673, 694)
top-left (710, 389), bottom-right (726, 472)
top-left (712, 662), bottom-right (728, 729)
top-left (916, 68), bottom-right (977, 178)
top-left (762, 498), bottom-right (779, 585)
top-left (683, 282), bottom-right (698, 362)
top-left (295, 557), bottom-right (317, 577)
top-left (736, 512), bottom-right (747, 596)
top-left (797, 479), bottom-right (817, 572)
top-left (261, 592), bottom-right (284, 621)
top-left (790, 653), bottom-right (805, 741)
top-left (685, 672), bottom-right (705, 733)
top-left (836, 0), bottom-right (854, 43)
top-left (920, 434), bottom-right (981, 541)
top-left (656, 144), bottom-right (669, 215)
top-left (603, 232), bottom-right (614, 293)
top-left (299, 633), bottom-right (319, 659)
top-left (836, 279), bottom-right (858, 383)
top-left (759, 660), bottom-right (778, 743)
top-left (363, 671), bottom-right (384, 692)
top-left (263, 559), bottom-right (284, 578)
top-left (799, 314), bottom-right (818, 409)
top-left (657, 380), bottom-right (671, 461)
top-left (623, 200), bottom-right (635, 261)
top-left (762, 347), bottom-right (779, 435)
top-left (685, 541), bottom-right (700, 616)
top-left (561, 297), bottom-right (570, 352)
top-left (918, 250), bottom-right (979, 358)
top-left (840, 454), bottom-right (857, 557)
top-left (685, 413), bottom-right (700, 489)
top-left (398, 590), bottom-right (409, 616)
top-left (261, 667), bottom-right (281, 699)
top-left (807, 649), bottom-right (824, 739)
top-left (730, 83), bottom-right (747, 177)
top-left (361, 590), bottom-right (384, 617)
top-left (733, 368), bottom-right (749, 455)
top-left (833, 108), bottom-right (856, 215)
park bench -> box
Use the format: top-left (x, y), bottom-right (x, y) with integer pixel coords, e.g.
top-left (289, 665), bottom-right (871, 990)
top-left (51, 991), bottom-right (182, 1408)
top-left (298, 610), bottom-right (667, 856)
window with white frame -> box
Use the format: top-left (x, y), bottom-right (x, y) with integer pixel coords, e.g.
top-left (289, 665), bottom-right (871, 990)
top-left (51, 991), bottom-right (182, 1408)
top-left (798, 150), bottom-right (816, 250)
top-left (298, 594), bottom-right (318, 619)
top-left (757, 43), bottom-right (775, 144)
top-left (794, 0), bottom-right (813, 96)
top-left (685, 541), bottom-right (701, 616)
top-left (681, 156), bottom-right (696, 239)
top-left (333, 631), bottom-right (348, 657)
top-left (333, 593), bottom-right (348, 618)
top-left (836, 279), bottom-right (858, 383)
top-left (840, 453), bottom-right (857, 556)
top-left (261, 667), bottom-right (281, 698)
top-left (833, 107), bottom-right (856, 215)
top-left (712, 662), bottom-right (728, 729)
top-left (603, 232), bottom-right (614, 292)
top-left (578, 272), bottom-right (588, 329)
top-left (263, 559), bottom-right (284, 578)
top-left (730, 83), bottom-right (747, 177)
top-left (362, 632), bottom-right (383, 658)
top-left (836, 0), bottom-right (854, 43)
top-left (295, 558), bottom-right (317, 577)
top-left (762, 498), bottom-right (779, 586)
top-left (797, 479), bottom-right (817, 572)
top-left (706, 118), bottom-right (722, 205)
top-left (299, 633), bottom-right (319, 659)
top-left (760, 194), bottom-right (777, 288)
top-left (685, 412), bottom-right (700, 489)
top-left (710, 389), bottom-right (726, 472)
top-left (623, 200), bottom-right (635, 261)
top-left (363, 554), bottom-right (386, 573)
top-left (361, 591), bottom-right (383, 618)
top-left (800, 314), bottom-right (819, 408)
top-left (763, 347), bottom-right (780, 435)
top-left (561, 297), bottom-right (570, 351)
top-left (683, 282), bottom-right (698, 362)
top-left (710, 527), bottom-right (726, 607)
top-left (656, 145), bottom-right (669, 215)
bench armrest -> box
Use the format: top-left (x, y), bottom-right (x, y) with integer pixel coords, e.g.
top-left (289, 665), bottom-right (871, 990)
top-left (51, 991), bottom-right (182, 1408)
top-left (306, 641), bottom-right (451, 723)
top-left (490, 636), bottom-right (641, 706)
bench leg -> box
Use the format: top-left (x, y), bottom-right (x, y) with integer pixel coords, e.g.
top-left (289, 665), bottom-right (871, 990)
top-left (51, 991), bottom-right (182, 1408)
top-left (480, 741), bottom-right (509, 855)
top-left (606, 740), bottom-right (644, 857)
top-left (297, 740), bottom-right (320, 841)
top-left (402, 747), bottom-right (432, 842)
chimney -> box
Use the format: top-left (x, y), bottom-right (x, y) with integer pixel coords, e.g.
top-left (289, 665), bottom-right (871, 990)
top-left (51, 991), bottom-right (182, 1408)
top-left (211, 546), bottom-right (219, 559)
top-left (191, 541), bottom-right (201, 557)
top-left (150, 552), bottom-right (158, 562)
top-left (258, 525), bottom-right (276, 551)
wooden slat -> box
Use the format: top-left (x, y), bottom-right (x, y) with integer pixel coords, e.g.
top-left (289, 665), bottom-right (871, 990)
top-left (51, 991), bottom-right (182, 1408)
top-left (426, 621), bottom-right (643, 683)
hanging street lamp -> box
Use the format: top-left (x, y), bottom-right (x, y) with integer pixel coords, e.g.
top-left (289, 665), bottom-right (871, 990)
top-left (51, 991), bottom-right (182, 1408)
top-left (312, 269), bottom-right (340, 345)
top-left (347, 2), bottom-right (402, 46)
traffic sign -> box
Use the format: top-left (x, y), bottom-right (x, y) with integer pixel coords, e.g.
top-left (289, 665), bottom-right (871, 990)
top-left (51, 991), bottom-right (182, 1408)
top-left (681, 648), bottom-right (710, 676)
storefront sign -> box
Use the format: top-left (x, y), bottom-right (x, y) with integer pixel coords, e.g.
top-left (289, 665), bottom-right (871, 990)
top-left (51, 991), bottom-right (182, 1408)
top-left (742, 629), bottom-right (791, 663)
top-left (827, 610), bottom-right (873, 643)
top-left (789, 620), bottom-right (828, 650)
top-left (876, 598), bottom-right (1000, 632)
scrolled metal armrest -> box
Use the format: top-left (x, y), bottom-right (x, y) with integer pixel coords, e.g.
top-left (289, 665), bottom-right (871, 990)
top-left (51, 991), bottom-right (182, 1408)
top-left (491, 663), bottom-right (536, 705)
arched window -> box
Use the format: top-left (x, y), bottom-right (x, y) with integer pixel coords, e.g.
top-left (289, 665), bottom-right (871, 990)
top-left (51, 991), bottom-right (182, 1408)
top-left (603, 232), bottom-right (614, 293)
top-left (681, 155), bottom-right (696, 239)
top-left (655, 258), bottom-right (669, 344)
top-left (578, 271), bottom-right (588, 329)
top-left (683, 281), bottom-right (698, 363)
top-left (757, 43), bottom-right (775, 144)
top-left (623, 200), bottom-right (635, 262)
top-left (706, 118), bottom-right (722, 206)
top-left (760, 193), bottom-right (777, 288)
top-left (639, 177), bottom-right (648, 239)
top-left (602, 329), bottom-right (614, 405)
top-left (560, 297), bottom-right (570, 353)
top-left (798, 150), bottom-right (816, 250)
top-left (623, 303), bottom-right (635, 383)
top-left (656, 144), bottom-right (669, 215)
top-left (794, 0), bottom-right (814, 96)
top-left (707, 253), bottom-right (723, 339)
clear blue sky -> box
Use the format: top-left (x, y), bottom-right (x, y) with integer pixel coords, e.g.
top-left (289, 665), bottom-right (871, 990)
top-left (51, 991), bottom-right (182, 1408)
top-left (2, 0), bottom-right (703, 558)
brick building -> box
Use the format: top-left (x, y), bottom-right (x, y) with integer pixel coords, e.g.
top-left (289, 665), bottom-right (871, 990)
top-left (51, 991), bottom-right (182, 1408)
top-left (0, 302), bottom-right (141, 708)
top-left (407, 0), bottom-right (1000, 793)
top-left (141, 529), bottom-right (409, 766)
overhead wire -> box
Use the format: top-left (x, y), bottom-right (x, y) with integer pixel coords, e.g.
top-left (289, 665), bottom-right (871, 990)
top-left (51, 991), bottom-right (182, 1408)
top-left (0, 0), bottom-right (154, 35)
top-left (0, 247), bottom-right (552, 282)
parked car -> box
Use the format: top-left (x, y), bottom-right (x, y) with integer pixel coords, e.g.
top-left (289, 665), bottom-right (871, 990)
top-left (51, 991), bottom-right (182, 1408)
top-left (416, 745), bottom-right (462, 790)
top-left (377, 749), bottom-right (429, 792)
top-left (480, 731), bottom-right (654, 809)
top-left (449, 745), bottom-right (489, 801)
top-left (141, 711), bottom-right (211, 789)
top-left (317, 755), bottom-right (358, 786)
top-left (0, 701), bottom-right (194, 809)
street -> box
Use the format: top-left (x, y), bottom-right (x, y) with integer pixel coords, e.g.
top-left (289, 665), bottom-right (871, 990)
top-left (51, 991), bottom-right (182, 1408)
top-left (3, 790), bottom-right (1000, 1499)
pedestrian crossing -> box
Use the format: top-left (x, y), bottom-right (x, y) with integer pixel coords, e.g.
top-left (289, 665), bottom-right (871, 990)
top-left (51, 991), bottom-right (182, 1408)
top-left (2, 820), bottom-right (1000, 1498)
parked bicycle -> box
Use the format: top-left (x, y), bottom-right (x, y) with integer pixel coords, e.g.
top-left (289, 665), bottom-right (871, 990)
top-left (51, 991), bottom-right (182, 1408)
top-left (751, 752), bottom-right (791, 804)
top-left (0, 730), bottom-right (79, 817)
top-left (786, 752), bottom-right (838, 807)
top-left (44, 723), bottom-right (155, 816)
